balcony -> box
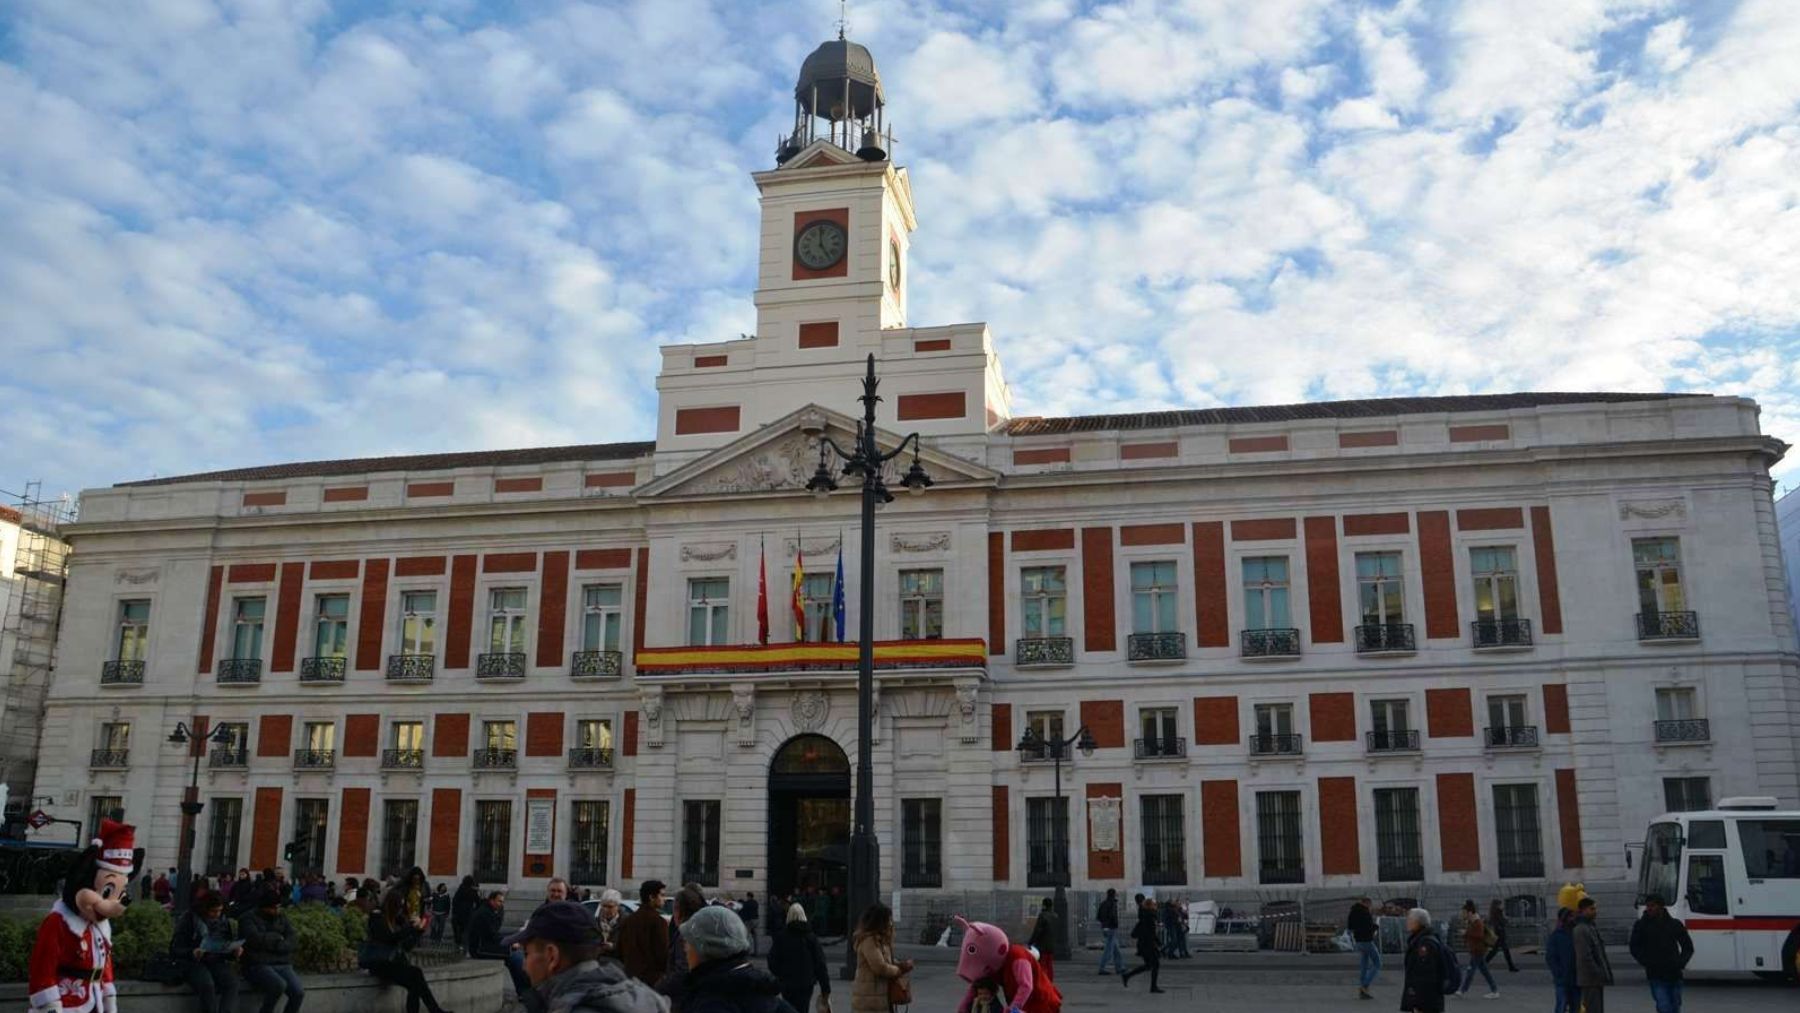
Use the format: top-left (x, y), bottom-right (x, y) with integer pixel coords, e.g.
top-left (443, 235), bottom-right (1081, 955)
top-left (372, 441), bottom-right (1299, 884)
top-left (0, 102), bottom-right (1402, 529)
top-left (386, 654), bottom-right (434, 682)
top-left (1471, 617), bottom-right (1533, 650)
top-left (299, 657), bottom-right (346, 683)
top-left (216, 658), bottom-right (263, 684)
top-left (635, 638), bottom-right (987, 677)
top-left (1240, 628), bottom-right (1301, 658)
top-left (473, 748), bottom-right (517, 770)
top-left (1127, 632), bottom-right (1187, 663)
top-left (567, 747), bottom-right (615, 770)
top-left (1014, 637), bottom-right (1075, 668)
top-left (1484, 725), bottom-right (1540, 749)
top-left (476, 653), bottom-right (526, 680)
top-left (1654, 718), bottom-right (1710, 744)
top-left (293, 748), bottom-right (336, 770)
top-left (1637, 611), bottom-right (1700, 642)
top-left (1133, 737), bottom-right (1187, 760)
top-left (381, 748), bottom-right (425, 770)
top-left (208, 747), bottom-right (248, 769)
top-left (89, 749), bottom-right (129, 769)
top-left (570, 650), bottom-right (623, 680)
top-left (1366, 729), bottom-right (1421, 754)
top-left (1018, 742), bottom-right (1072, 764)
top-left (100, 660), bottom-right (145, 686)
top-left (1249, 733), bottom-right (1304, 757)
top-left (1354, 623), bottom-right (1416, 655)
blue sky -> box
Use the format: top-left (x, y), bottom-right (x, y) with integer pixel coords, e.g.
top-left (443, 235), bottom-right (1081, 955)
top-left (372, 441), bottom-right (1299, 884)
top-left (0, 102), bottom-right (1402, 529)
top-left (2, 0), bottom-right (1797, 499)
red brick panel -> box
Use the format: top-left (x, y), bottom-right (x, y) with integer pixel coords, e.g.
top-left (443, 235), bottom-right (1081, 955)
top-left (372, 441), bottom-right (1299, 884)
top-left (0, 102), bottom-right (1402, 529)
top-left (1303, 516), bottom-right (1344, 644)
top-left (309, 560), bottom-right (359, 580)
top-left (674, 406), bottom-right (741, 435)
top-left (1417, 511), bottom-right (1458, 639)
top-left (524, 788), bottom-right (556, 878)
top-left (1086, 782), bottom-right (1124, 880)
top-left (407, 481), bottom-right (454, 498)
top-left (1193, 696), bottom-right (1238, 746)
top-left (1120, 441), bottom-right (1178, 460)
top-left (1080, 700), bottom-right (1125, 749)
top-left (1229, 435), bottom-right (1289, 454)
top-left (354, 558), bottom-right (389, 671)
top-left (1231, 518), bottom-right (1296, 541)
top-left (1120, 523), bottom-right (1184, 546)
top-left (1531, 507), bottom-right (1565, 635)
top-left (446, 554), bottom-right (477, 670)
top-left (1309, 693), bottom-right (1356, 742)
top-left (483, 552), bottom-right (536, 574)
top-left (797, 322), bottom-right (839, 348)
top-left (620, 789), bottom-right (636, 878)
top-left (1201, 780), bottom-right (1242, 878)
top-left (1192, 522), bottom-right (1229, 647)
top-left (1339, 430), bottom-right (1398, 448)
top-left (1011, 528), bottom-right (1074, 552)
top-left (791, 207), bottom-right (849, 281)
top-left (1081, 527), bottom-right (1115, 652)
top-left (1555, 768), bottom-right (1584, 869)
top-left (991, 702), bottom-right (1013, 752)
top-left (1014, 447), bottom-right (1070, 465)
top-left (987, 533), bottom-right (1005, 656)
top-left (526, 712), bottom-right (563, 757)
top-left (1542, 684), bottom-right (1571, 734)
top-left (992, 786), bottom-right (1011, 882)
top-left (272, 562), bottom-right (304, 673)
top-left (896, 392), bottom-right (967, 421)
top-left (1436, 773), bottom-right (1481, 872)
top-left (243, 490), bottom-right (287, 508)
top-left (344, 714), bottom-right (380, 757)
top-left (396, 555), bottom-right (447, 577)
top-left (585, 472), bottom-right (635, 489)
top-left (494, 477), bottom-right (543, 494)
top-left (1456, 507), bottom-right (1524, 531)
top-left (322, 486), bottom-right (369, 503)
top-left (1450, 424), bottom-right (1510, 442)
top-left (1343, 513), bottom-right (1411, 537)
top-left (433, 713), bottom-right (470, 757)
top-left (537, 551), bottom-right (569, 668)
top-left (257, 715), bottom-right (292, 757)
top-left (1426, 688), bottom-right (1474, 738)
top-left (575, 549), bottom-right (633, 570)
top-left (1319, 777), bottom-right (1360, 875)
top-left (337, 788), bottom-right (370, 874)
top-left (622, 711), bottom-right (639, 757)
top-left (227, 562), bottom-right (278, 583)
top-left (428, 788), bottom-right (461, 877)
top-left (632, 548), bottom-right (649, 657)
top-left (250, 787), bottom-right (283, 869)
top-left (693, 354), bottom-right (728, 367)
top-left (914, 338), bottom-right (952, 352)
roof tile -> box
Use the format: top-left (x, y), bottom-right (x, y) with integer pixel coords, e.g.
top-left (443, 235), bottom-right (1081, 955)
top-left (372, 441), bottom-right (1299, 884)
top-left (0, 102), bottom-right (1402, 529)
top-left (117, 441), bottom-right (655, 488)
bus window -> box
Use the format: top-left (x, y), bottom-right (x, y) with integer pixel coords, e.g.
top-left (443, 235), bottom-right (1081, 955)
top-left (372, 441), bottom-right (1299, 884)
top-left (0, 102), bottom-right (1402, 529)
top-left (1686, 820), bottom-right (1726, 849)
top-left (1737, 819), bottom-right (1800, 879)
top-left (1685, 854), bottom-right (1728, 914)
top-left (1638, 822), bottom-right (1681, 905)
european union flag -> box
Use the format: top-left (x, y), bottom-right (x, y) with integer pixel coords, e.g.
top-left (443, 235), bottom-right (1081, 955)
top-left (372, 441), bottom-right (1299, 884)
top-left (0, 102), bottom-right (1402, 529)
top-left (832, 540), bottom-right (846, 642)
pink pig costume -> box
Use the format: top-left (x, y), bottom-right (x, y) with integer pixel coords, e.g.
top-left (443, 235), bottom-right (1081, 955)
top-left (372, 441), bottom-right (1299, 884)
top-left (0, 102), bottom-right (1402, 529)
top-left (954, 917), bottom-right (1061, 1013)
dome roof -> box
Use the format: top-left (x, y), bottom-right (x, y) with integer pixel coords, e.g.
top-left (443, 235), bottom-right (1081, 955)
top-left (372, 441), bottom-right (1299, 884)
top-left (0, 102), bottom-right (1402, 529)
top-left (795, 38), bottom-right (884, 118)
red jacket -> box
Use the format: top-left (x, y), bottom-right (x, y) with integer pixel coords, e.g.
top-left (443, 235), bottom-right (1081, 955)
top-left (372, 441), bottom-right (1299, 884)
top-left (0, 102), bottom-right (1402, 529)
top-left (995, 943), bottom-right (1061, 1013)
top-left (28, 902), bottom-right (115, 1013)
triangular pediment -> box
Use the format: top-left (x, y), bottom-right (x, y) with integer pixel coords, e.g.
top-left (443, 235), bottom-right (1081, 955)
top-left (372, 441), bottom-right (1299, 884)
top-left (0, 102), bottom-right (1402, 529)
top-left (638, 405), bottom-right (998, 499)
top-left (781, 140), bottom-right (862, 170)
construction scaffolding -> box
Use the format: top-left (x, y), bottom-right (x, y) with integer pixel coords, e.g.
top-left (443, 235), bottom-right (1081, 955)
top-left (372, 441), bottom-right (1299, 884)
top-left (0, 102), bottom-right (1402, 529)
top-left (0, 481), bottom-right (73, 827)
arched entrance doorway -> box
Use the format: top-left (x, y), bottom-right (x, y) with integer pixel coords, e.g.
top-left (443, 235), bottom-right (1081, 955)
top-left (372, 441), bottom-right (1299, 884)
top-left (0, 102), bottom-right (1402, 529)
top-left (767, 734), bottom-right (851, 937)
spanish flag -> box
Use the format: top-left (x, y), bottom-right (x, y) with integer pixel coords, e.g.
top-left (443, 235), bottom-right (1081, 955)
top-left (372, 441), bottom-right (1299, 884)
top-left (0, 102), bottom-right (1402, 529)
top-left (791, 542), bottom-right (806, 641)
top-left (756, 537), bottom-right (770, 646)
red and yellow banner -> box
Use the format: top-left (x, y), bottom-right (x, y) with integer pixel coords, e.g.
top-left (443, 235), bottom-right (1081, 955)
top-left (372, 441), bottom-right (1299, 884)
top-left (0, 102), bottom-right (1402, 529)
top-left (634, 638), bottom-right (986, 676)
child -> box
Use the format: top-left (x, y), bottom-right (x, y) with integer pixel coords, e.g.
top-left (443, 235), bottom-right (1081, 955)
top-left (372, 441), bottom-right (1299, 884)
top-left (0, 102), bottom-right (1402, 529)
top-left (970, 978), bottom-right (1006, 1013)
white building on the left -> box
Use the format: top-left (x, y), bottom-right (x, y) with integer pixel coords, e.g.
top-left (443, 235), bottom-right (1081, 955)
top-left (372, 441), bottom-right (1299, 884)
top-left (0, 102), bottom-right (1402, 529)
top-left (0, 489), bottom-right (72, 823)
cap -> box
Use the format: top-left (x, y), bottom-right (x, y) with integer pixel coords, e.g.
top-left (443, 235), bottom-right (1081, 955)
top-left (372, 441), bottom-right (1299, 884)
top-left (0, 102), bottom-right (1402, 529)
top-left (502, 901), bottom-right (599, 949)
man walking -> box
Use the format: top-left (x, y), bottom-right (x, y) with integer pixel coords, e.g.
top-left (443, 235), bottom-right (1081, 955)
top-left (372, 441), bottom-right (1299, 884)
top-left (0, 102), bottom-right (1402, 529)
top-left (1348, 896), bottom-right (1379, 1000)
top-left (739, 892), bottom-right (759, 956)
top-left (617, 880), bottom-right (669, 987)
top-left (1629, 894), bottom-right (1694, 1013)
top-left (1544, 908), bottom-right (1580, 1013)
top-left (1572, 897), bottom-right (1614, 1013)
top-left (1399, 908), bottom-right (1458, 1013)
top-left (1027, 897), bottom-right (1055, 980)
top-left (505, 901), bottom-right (666, 1013)
top-left (1095, 889), bottom-right (1123, 976)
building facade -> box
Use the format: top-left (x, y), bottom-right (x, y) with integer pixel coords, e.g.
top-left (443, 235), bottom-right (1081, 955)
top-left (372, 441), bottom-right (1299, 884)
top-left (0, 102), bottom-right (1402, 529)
top-left (0, 494), bottom-right (70, 811)
top-left (32, 38), bottom-right (1800, 930)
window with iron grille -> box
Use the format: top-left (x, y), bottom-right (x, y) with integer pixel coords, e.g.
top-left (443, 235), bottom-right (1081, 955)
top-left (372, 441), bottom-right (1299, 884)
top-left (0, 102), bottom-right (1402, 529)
top-left (1470, 547), bottom-right (1520, 622)
top-left (474, 800), bottom-right (512, 881)
top-left (231, 597), bottom-right (266, 660)
top-left (576, 719), bottom-right (613, 751)
top-left (218, 721), bottom-right (249, 753)
top-left (1139, 707), bottom-right (1178, 754)
top-left (1141, 795), bottom-right (1186, 885)
top-left (582, 585), bottom-right (623, 652)
top-left (392, 720), bottom-right (425, 751)
top-left (488, 588), bottom-right (529, 654)
top-left (1356, 552), bottom-right (1405, 624)
top-left (1663, 777), bottom-right (1711, 813)
top-left (116, 600), bottom-right (150, 662)
top-left (569, 801), bottom-right (609, 883)
top-left (1655, 686), bottom-right (1698, 720)
top-left (899, 569), bottom-right (944, 640)
top-left (1255, 790), bottom-right (1304, 884)
top-left (1374, 788), bottom-right (1423, 881)
top-left (204, 798), bottom-right (241, 876)
top-left (400, 591), bottom-right (437, 655)
top-left (293, 798), bottom-right (329, 876)
top-left (303, 721), bottom-right (334, 752)
top-left (901, 799), bottom-right (942, 887)
top-left (1493, 784), bottom-right (1544, 878)
top-left (313, 595), bottom-right (349, 659)
top-left (87, 796), bottom-right (122, 842)
top-left (381, 799), bottom-right (419, 877)
top-left (1023, 710), bottom-right (1064, 758)
top-left (1242, 557), bottom-right (1291, 629)
top-left (1026, 797), bottom-right (1070, 888)
top-left (1021, 567), bottom-right (1067, 638)
top-left (687, 579), bottom-right (730, 646)
top-left (682, 800), bottom-right (721, 886)
top-left (1130, 561), bottom-right (1178, 634)
top-left (483, 721), bottom-right (517, 751)
top-left (99, 721), bottom-right (130, 751)
top-left (1632, 537), bottom-right (1686, 614)
top-left (1255, 703), bottom-right (1294, 737)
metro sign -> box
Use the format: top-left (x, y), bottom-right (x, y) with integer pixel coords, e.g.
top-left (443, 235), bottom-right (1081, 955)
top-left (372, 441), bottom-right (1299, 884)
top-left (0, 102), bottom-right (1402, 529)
top-left (27, 809), bottom-right (52, 830)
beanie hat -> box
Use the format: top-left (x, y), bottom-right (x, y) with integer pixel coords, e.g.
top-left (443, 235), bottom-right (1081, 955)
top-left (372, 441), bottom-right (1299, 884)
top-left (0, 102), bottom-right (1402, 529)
top-left (682, 905), bottom-right (750, 961)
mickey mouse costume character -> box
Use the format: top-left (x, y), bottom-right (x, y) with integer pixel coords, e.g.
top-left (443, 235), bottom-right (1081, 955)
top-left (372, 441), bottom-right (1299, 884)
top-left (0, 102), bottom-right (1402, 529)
top-left (30, 819), bottom-right (140, 1013)
top-left (953, 917), bottom-right (1062, 1013)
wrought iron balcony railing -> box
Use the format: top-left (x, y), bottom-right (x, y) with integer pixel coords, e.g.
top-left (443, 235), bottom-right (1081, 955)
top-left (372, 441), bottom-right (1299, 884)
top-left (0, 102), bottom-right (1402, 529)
top-left (216, 658), bottom-right (263, 684)
top-left (1018, 742), bottom-right (1071, 764)
top-left (386, 654), bottom-right (435, 682)
top-left (476, 653), bottom-right (526, 679)
top-left (1014, 637), bottom-right (1075, 667)
top-left (1127, 632), bottom-right (1187, 662)
top-left (299, 656), bottom-right (346, 683)
top-left (1637, 611), bottom-right (1700, 642)
top-left (1654, 718), bottom-right (1710, 743)
top-left (381, 748), bottom-right (425, 770)
top-left (1366, 729), bottom-right (1421, 753)
top-left (1249, 733), bottom-right (1304, 756)
top-left (293, 748), bottom-right (335, 769)
top-left (1498, 856), bottom-right (1545, 879)
top-left (570, 650), bottom-right (623, 679)
top-left (100, 660), bottom-right (145, 686)
top-left (1484, 725), bottom-right (1540, 749)
top-left (1241, 628), bottom-right (1301, 658)
top-left (208, 747), bottom-right (248, 769)
top-left (473, 748), bottom-right (517, 770)
top-left (1472, 617), bottom-right (1533, 649)
top-left (90, 749), bottom-right (129, 768)
top-left (1354, 623), bottom-right (1416, 654)
top-left (567, 747), bottom-right (615, 770)
top-left (1133, 737), bottom-right (1187, 760)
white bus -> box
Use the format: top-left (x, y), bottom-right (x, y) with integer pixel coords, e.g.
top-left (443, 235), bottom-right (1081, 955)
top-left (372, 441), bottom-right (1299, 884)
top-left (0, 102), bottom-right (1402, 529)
top-left (1636, 797), bottom-right (1800, 980)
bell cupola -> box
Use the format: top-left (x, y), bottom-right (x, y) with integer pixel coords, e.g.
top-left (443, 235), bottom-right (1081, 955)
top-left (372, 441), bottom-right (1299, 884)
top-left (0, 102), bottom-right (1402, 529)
top-left (778, 30), bottom-right (892, 164)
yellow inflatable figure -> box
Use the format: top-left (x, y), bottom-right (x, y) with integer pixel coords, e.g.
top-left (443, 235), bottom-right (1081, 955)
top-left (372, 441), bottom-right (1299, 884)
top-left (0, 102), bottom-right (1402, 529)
top-left (1556, 882), bottom-right (1587, 911)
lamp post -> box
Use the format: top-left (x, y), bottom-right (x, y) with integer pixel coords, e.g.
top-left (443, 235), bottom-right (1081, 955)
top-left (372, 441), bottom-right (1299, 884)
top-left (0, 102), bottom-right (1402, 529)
top-left (807, 353), bottom-right (933, 979)
top-left (167, 720), bottom-right (233, 918)
top-left (1015, 723), bottom-right (1096, 961)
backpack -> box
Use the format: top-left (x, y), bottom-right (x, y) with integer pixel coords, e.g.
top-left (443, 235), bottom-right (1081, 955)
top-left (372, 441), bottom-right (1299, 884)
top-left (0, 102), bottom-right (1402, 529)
top-left (1435, 935), bottom-right (1462, 994)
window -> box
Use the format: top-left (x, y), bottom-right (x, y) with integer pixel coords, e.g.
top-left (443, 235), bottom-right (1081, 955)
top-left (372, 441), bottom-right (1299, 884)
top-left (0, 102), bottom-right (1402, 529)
top-left (313, 595), bottom-right (349, 658)
top-left (381, 800), bottom-right (419, 877)
top-left (899, 569), bottom-right (943, 640)
top-left (1256, 791), bottom-right (1304, 884)
top-left (392, 721), bottom-right (425, 751)
top-left (303, 721), bottom-right (334, 752)
top-left (87, 796), bottom-right (122, 842)
top-left (1470, 547), bottom-right (1520, 621)
top-left (474, 800), bottom-right (512, 881)
top-left (1023, 710), bottom-right (1064, 758)
top-left (1355, 553), bottom-right (1405, 624)
top-left (1369, 699), bottom-right (1412, 749)
top-left (1141, 795), bottom-right (1186, 886)
top-left (1662, 777), bottom-right (1711, 813)
top-left (99, 721), bottom-right (130, 751)
top-left (1493, 784), bottom-right (1544, 878)
top-left (800, 572), bottom-right (837, 642)
top-left (1242, 557), bottom-right (1291, 629)
top-left (576, 719), bottom-right (613, 751)
top-left (401, 591), bottom-right (437, 655)
top-left (569, 800), bottom-right (609, 883)
top-left (1687, 854), bottom-right (1728, 914)
top-left (687, 578), bottom-right (729, 646)
top-left (1488, 695), bottom-right (1528, 732)
top-left (231, 597), bottom-right (266, 660)
top-left (1020, 567), bottom-right (1067, 638)
top-left (1026, 797), bottom-right (1070, 887)
top-left (116, 600), bottom-right (150, 661)
top-left (1130, 561), bottom-right (1178, 634)
top-left (204, 798), bottom-right (242, 875)
top-left (1739, 820), bottom-right (1800, 879)
top-left (1655, 687), bottom-right (1698, 721)
top-left (581, 584), bottom-right (623, 652)
top-left (293, 798), bottom-right (329, 876)
top-left (1632, 537), bottom-right (1686, 614)
top-left (487, 588), bottom-right (528, 654)
top-left (1139, 707), bottom-right (1178, 751)
top-left (1255, 703), bottom-right (1294, 737)
top-left (1374, 788), bottom-right (1423, 881)
top-left (901, 799), bottom-right (942, 887)
top-left (217, 721), bottom-right (249, 755)
top-left (682, 800), bottom-right (721, 886)
top-left (482, 720), bottom-right (517, 751)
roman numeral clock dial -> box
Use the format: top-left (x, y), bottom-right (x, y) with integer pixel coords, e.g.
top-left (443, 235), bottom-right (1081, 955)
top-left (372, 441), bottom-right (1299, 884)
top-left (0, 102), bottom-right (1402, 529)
top-left (795, 219), bottom-right (847, 271)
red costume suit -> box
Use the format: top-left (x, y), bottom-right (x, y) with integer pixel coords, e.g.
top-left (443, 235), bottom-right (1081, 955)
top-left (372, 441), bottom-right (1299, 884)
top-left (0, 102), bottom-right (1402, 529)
top-left (29, 819), bottom-right (136, 1013)
top-left (953, 917), bottom-right (1062, 1013)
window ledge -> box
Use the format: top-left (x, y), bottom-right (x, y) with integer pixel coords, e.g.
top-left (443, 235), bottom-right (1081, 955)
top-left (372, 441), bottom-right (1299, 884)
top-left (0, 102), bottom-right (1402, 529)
top-left (1015, 661), bottom-right (1076, 671)
top-left (1126, 656), bottom-right (1186, 667)
top-left (1355, 648), bottom-right (1417, 659)
top-left (1638, 637), bottom-right (1702, 646)
top-left (1471, 644), bottom-right (1534, 654)
top-left (1239, 653), bottom-right (1303, 663)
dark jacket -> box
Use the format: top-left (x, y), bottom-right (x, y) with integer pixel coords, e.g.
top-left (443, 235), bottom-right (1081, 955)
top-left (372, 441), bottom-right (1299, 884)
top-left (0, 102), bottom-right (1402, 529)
top-left (1348, 903), bottom-right (1377, 943)
top-left (1129, 907), bottom-right (1160, 961)
top-left (238, 908), bottom-right (295, 966)
top-left (1400, 928), bottom-right (1458, 1013)
top-left (681, 958), bottom-right (793, 1013)
top-left (452, 884), bottom-right (480, 927)
top-left (431, 891), bottom-right (452, 918)
top-left (1027, 912), bottom-right (1053, 951)
top-left (618, 905), bottom-right (670, 986)
top-left (1572, 917), bottom-right (1613, 989)
top-left (467, 902), bottom-right (509, 959)
top-left (170, 910), bottom-right (236, 966)
top-left (738, 899), bottom-right (759, 929)
top-left (1628, 911), bottom-right (1694, 982)
top-left (765, 923), bottom-right (830, 1004)
top-left (1096, 896), bottom-right (1118, 930)
top-left (535, 959), bottom-right (669, 1013)
top-left (366, 911), bottom-right (421, 966)
top-left (1544, 923), bottom-right (1575, 986)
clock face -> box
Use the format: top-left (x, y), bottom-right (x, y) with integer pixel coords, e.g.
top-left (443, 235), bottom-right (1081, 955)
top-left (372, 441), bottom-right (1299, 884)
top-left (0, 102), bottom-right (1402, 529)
top-left (795, 220), bottom-right (847, 271)
top-left (888, 238), bottom-right (902, 291)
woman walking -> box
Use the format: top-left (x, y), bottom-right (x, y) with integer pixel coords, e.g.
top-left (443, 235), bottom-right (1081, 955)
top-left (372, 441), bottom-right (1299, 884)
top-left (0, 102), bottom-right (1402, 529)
top-left (1483, 900), bottom-right (1519, 973)
top-left (363, 890), bottom-right (455, 1013)
top-left (850, 902), bottom-right (912, 1013)
top-left (450, 876), bottom-right (479, 948)
top-left (766, 903), bottom-right (832, 1013)
top-left (1121, 897), bottom-right (1164, 993)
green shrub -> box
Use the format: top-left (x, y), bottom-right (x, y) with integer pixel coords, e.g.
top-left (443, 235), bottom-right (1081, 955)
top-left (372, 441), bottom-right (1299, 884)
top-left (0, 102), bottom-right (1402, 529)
top-left (0, 914), bottom-right (33, 982)
top-left (339, 906), bottom-right (367, 949)
top-left (110, 902), bottom-right (173, 976)
top-left (288, 902), bottom-right (349, 973)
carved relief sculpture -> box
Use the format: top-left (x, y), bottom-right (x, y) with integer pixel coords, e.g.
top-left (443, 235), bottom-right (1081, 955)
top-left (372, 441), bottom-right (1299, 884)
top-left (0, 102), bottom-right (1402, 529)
top-left (731, 685), bottom-right (757, 748)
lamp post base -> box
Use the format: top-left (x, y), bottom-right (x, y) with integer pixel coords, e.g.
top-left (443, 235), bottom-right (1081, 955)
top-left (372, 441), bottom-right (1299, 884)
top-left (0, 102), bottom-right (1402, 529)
top-left (841, 828), bottom-right (880, 980)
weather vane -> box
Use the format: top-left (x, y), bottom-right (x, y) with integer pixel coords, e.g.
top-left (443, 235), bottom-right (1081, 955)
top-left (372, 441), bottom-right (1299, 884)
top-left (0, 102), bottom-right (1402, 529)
top-left (837, 0), bottom-right (848, 39)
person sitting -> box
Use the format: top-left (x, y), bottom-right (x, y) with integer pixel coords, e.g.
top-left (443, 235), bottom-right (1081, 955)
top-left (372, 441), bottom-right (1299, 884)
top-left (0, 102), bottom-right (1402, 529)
top-left (239, 888), bottom-right (305, 1013)
top-left (170, 892), bottom-right (241, 1013)
top-left (363, 889), bottom-right (453, 1013)
top-left (467, 890), bottom-right (535, 1002)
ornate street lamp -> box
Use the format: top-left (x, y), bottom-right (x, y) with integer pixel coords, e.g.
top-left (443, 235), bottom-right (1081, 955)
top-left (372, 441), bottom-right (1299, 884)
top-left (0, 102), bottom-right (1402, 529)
top-left (1015, 723), bottom-right (1097, 961)
top-left (808, 353), bottom-right (932, 978)
top-left (167, 720), bottom-right (234, 917)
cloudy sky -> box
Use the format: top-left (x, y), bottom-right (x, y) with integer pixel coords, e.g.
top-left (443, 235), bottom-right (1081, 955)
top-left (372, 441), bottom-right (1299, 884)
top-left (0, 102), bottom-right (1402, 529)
top-left (3, 0), bottom-right (1797, 500)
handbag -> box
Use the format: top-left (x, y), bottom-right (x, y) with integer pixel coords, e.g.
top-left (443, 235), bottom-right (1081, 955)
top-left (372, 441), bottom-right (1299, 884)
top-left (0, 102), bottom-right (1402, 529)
top-left (886, 973), bottom-right (912, 1008)
top-left (356, 940), bottom-right (398, 969)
